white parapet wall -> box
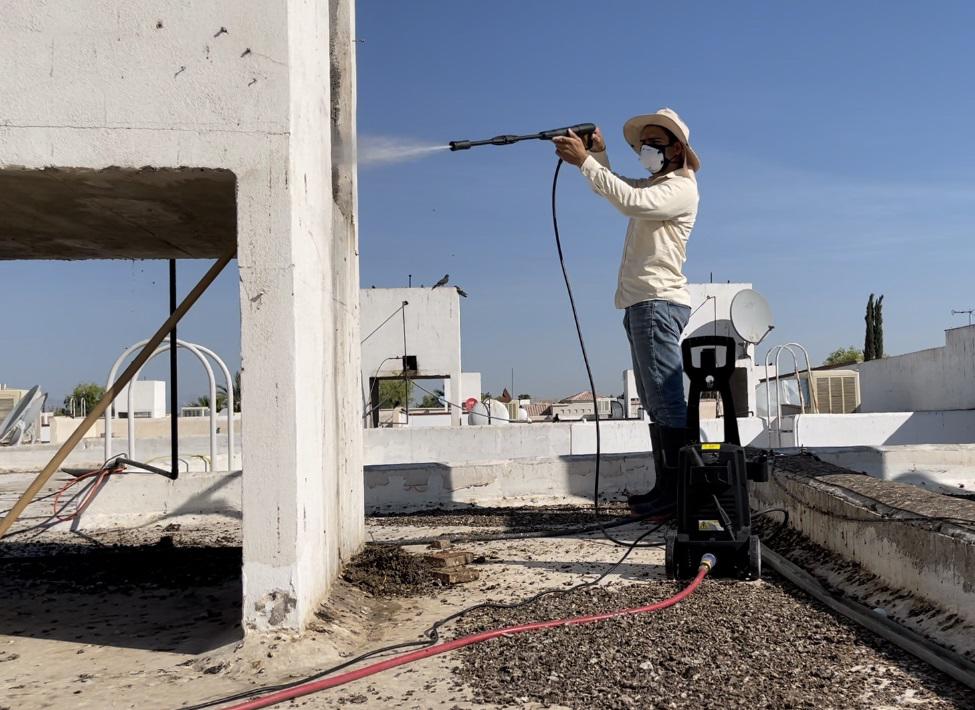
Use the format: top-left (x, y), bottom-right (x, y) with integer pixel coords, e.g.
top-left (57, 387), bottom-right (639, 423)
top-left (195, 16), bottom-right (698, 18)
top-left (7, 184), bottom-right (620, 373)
top-left (364, 418), bottom-right (769, 466)
top-left (794, 411), bottom-right (975, 447)
top-left (849, 325), bottom-right (975, 412)
top-left (361, 418), bottom-right (769, 511)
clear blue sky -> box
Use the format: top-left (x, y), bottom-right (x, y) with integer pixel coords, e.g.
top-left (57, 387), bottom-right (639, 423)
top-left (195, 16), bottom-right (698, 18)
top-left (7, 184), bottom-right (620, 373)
top-left (4, 0), bottom-right (973, 406)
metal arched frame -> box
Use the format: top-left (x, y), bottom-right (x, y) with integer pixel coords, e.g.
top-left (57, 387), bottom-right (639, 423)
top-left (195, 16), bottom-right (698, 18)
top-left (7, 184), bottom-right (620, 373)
top-left (105, 338), bottom-right (234, 470)
top-left (763, 342), bottom-right (817, 448)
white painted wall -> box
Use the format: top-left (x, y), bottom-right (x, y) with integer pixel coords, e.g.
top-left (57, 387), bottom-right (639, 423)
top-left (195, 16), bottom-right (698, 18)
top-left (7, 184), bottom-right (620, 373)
top-left (363, 417), bottom-right (769, 466)
top-left (1, 0), bottom-right (363, 631)
top-left (116, 381), bottom-right (166, 418)
top-left (848, 325), bottom-right (975, 412)
top-left (360, 287), bottom-right (463, 425)
top-left (442, 372), bottom-right (481, 416)
top-left (794, 411), bottom-right (975, 447)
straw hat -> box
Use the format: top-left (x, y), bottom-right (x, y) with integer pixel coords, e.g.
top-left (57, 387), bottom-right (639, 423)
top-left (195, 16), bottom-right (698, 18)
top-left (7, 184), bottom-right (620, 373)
top-left (623, 107), bottom-right (700, 172)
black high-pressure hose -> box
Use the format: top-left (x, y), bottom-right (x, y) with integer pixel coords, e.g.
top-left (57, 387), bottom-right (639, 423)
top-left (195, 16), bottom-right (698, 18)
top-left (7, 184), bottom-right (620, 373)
top-left (180, 148), bottom-right (671, 710)
top-left (551, 158), bottom-right (665, 549)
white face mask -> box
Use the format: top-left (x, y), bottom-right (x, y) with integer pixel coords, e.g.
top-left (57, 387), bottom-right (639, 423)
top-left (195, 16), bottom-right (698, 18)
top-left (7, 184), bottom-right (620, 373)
top-left (639, 144), bottom-right (666, 173)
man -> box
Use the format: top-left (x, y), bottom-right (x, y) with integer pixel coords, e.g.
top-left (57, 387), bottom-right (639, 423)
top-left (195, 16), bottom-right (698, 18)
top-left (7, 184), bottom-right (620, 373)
top-left (553, 108), bottom-right (700, 519)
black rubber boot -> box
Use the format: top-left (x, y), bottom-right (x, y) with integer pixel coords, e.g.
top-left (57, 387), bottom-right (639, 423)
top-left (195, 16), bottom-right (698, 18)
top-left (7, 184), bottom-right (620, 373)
top-left (627, 424), bottom-right (687, 520)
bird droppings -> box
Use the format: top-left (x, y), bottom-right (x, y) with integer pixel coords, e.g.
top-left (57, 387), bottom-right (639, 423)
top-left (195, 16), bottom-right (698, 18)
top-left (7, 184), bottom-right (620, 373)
top-left (452, 577), bottom-right (975, 709)
top-left (341, 544), bottom-right (445, 597)
top-left (370, 503), bottom-right (629, 532)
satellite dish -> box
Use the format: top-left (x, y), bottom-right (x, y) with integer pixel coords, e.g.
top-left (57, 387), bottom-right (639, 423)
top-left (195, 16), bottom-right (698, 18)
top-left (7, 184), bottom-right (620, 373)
top-left (0, 386), bottom-right (45, 445)
top-left (730, 289), bottom-right (774, 346)
top-left (468, 401), bottom-right (489, 425)
top-left (0, 385), bottom-right (40, 444)
top-left (487, 399), bottom-right (511, 426)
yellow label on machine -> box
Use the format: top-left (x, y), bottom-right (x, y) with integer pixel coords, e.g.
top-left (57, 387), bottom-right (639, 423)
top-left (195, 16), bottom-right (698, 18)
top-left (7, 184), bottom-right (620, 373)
top-left (701, 443), bottom-right (721, 451)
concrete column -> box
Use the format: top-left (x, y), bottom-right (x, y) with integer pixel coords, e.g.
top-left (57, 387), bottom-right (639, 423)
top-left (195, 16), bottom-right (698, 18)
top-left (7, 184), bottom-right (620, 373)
top-left (240, 0), bottom-right (364, 631)
top-left (0, 0), bottom-right (364, 631)
top-left (329, 0), bottom-right (366, 560)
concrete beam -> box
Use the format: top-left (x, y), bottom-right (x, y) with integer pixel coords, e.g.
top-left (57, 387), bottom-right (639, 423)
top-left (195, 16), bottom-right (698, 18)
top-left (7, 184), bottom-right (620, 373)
top-left (0, 167), bottom-right (236, 260)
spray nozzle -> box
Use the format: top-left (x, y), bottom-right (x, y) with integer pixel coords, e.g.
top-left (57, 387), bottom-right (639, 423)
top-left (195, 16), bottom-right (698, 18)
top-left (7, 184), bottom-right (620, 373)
top-left (449, 123), bottom-right (596, 151)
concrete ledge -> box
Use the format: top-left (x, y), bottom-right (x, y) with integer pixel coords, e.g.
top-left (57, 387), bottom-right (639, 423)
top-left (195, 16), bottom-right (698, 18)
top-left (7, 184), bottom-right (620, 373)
top-left (10, 453), bottom-right (654, 530)
top-left (812, 444), bottom-right (975, 495)
top-left (752, 458), bottom-right (975, 627)
top-left (365, 453), bottom-right (654, 513)
top-left (71, 470), bottom-right (241, 529)
top-left (0, 436), bottom-right (240, 473)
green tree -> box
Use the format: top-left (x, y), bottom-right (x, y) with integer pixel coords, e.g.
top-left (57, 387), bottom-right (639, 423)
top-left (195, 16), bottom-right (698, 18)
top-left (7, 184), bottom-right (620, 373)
top-left (418, 388), bottom-right (444, 408)
top-left (378, 374), bottom-right (413, 408)
top-left (823, 347), bottom-right (863, 367)
top-left (874, 295), bottom-right (885, 358)
top-left (190, 395), bottom-right (217, 409)
top-left (516, 393), bottom-right (532, 400)
top-left (217, 370), bottom-right (241, 412)
top-left (864, 294), bottom-right (876, 361)
top-left (63, 383), bottom-right (105, 416)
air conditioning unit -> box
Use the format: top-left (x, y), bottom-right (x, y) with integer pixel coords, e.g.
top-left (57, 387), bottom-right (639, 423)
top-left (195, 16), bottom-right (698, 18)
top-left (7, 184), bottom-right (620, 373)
top-left (803, 369), bottom-right (860, 414)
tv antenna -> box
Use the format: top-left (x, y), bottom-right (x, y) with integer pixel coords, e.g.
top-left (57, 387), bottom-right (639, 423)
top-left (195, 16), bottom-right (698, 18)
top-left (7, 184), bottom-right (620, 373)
top-left (951, 308), bottom-right (974, 326)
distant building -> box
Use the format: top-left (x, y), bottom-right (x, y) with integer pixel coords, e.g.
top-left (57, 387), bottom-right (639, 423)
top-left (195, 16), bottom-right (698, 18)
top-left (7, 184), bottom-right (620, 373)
top-left (548, 392), bottom-right (622, 421)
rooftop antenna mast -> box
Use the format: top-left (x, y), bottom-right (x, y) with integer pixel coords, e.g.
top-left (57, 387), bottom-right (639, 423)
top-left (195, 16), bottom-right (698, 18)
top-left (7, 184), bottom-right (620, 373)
top-left (951, 308), bottom-right (974, 326)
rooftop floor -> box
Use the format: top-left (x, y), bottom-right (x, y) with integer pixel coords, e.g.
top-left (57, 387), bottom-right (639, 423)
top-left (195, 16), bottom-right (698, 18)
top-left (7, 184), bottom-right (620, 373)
top-left (2, 502), bottom-right (974, 709)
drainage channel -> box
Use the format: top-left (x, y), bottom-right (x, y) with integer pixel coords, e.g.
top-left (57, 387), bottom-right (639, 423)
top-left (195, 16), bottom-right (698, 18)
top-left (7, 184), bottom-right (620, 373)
top-left (763, 546), bottom-right (975, 691)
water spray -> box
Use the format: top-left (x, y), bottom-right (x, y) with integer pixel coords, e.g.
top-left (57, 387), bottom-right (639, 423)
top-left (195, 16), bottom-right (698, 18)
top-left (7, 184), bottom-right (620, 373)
top-left (448, 123), bottom-right (596, 151)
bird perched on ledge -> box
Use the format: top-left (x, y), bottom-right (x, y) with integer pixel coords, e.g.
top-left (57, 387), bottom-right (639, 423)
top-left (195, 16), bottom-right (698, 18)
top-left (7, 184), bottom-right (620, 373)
top-left (431, 274), bottom-right (449, 288)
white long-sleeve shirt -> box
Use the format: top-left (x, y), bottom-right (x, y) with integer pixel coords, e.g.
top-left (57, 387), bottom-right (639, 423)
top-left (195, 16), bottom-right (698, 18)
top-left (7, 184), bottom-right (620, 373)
top-left (579, 150), bottom-right (698, 309)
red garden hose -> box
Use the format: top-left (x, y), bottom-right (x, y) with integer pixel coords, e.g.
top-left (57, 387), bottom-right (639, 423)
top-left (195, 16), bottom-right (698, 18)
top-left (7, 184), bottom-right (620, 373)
top-left (221, 555), bottom-right (716, 710)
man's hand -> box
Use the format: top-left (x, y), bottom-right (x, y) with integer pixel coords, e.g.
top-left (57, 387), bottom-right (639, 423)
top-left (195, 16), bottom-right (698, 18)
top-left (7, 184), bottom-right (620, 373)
top-left (589, 127), bottom-right (606, 152)
top-left (553, 130), bottom-right (590, 167)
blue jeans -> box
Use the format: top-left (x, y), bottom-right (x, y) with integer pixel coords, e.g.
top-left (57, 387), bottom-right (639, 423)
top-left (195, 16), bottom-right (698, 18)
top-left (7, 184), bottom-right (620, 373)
top-left (624, 300), bottom-right (691, 428)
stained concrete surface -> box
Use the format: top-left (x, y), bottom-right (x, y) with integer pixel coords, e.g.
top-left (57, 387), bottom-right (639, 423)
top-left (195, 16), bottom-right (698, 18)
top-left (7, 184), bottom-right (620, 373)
top-left (0, 167), bottom-right (236, 260)
top-left (769, 453), bottom-right (975, 525)
top-left (2, 510), bottom-right (974, 709)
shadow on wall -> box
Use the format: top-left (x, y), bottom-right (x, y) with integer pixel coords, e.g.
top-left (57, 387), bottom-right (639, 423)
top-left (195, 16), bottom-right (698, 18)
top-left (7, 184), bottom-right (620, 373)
top-left (365, 454), bottom-right (654, 514)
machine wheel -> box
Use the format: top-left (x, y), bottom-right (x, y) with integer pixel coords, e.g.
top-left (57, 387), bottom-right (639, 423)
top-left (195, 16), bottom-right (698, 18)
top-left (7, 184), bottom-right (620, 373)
top-left (665, 534), bottom-right (677, 579)
top-left (748, 535), bottom-right (762, 580)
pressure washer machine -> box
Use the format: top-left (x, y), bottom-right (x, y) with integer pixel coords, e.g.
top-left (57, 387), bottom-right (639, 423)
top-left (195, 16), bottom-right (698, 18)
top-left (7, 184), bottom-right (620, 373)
top-left (665, 336), bottom-right (769, 580)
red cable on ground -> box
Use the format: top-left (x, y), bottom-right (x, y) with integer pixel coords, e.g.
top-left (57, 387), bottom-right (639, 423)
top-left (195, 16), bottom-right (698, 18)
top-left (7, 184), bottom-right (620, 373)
top-left (222, 559), bottom-right (715, 710)
top-left (52, 463), bottom-right (126, 522)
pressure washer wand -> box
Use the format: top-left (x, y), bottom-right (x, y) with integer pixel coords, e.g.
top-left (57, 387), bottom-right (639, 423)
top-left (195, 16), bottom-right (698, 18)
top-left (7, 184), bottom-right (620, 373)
top-left (449, 123), bottom-right (596, 151)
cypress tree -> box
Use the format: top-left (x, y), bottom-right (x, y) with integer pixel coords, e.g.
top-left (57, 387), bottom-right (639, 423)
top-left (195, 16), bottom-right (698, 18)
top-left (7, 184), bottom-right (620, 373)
top-left (874, 295), bottom-right (884, 358)
top-left (864, 294), bottom-right (876, 361)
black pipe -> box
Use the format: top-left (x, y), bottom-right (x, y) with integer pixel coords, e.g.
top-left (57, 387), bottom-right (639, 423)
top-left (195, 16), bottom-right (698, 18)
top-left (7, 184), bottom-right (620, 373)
top-left (169, 259), bottom-right (179, 479)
